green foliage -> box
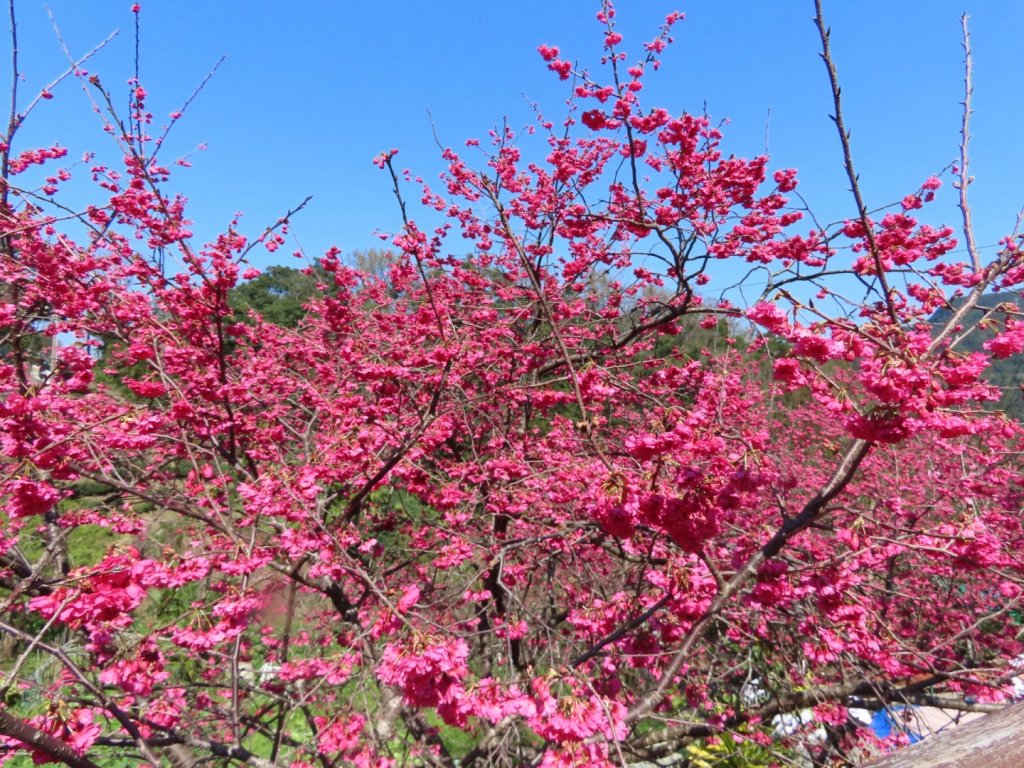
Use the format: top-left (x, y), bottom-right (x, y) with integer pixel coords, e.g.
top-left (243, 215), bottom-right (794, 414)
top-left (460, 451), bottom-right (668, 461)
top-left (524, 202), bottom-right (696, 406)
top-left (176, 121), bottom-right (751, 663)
top-left (651, 316), bottom-right (736, 362)
top-left (684, 730), bottom-right (780, 767)
top-left (15, 520), bottom-right (120, 572)
top-left (422, 710), bottom-right (478, 759)
top-left (350, 248), bottom-right (399, 280)
top-left (229, 265), bottom-right (327, 328)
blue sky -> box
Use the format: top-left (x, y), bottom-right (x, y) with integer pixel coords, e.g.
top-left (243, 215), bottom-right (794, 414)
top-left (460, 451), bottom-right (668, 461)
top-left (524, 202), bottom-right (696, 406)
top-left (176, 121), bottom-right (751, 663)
top-left (5, 1), bottom-right (1023, 276)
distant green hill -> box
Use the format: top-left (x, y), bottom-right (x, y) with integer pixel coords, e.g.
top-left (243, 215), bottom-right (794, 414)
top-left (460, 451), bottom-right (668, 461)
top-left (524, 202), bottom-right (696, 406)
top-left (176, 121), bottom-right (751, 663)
top-left (930, 293), bottom-right (1024, 419)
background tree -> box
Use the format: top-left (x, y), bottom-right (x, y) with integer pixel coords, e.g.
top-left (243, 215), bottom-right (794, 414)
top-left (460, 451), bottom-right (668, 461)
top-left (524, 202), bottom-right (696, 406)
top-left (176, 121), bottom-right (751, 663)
top-left (228, 265), bottom-right (327, 329)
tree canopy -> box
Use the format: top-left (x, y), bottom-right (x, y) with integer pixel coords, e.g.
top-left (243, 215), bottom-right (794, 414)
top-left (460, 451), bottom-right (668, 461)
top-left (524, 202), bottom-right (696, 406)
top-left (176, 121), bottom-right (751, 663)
top-left (228, 265), bottom-right (326, 329)
top-left (0, 3), bottom-right (1022, 768)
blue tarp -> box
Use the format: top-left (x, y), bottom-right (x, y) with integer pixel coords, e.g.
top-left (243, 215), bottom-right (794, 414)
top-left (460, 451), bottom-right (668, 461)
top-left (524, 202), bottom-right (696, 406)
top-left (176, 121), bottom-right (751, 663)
top-left (870, 707), bottom-right (923, 743)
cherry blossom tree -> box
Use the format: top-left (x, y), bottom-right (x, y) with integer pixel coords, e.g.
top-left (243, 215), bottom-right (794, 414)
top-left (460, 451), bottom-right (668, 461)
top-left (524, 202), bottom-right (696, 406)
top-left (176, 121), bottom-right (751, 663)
top-left (1, 2), bottom-right (1022, 767)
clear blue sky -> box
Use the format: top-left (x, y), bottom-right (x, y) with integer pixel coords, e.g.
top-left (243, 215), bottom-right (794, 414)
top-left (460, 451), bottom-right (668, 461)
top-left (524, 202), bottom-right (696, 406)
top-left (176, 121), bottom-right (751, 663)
top-left (5, 1), bottom-right (1023, 274)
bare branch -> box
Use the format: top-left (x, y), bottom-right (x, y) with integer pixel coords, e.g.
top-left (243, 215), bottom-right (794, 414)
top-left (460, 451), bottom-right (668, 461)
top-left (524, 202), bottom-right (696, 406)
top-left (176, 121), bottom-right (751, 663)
top-left (813, 0), bottom-right (899, 324)
top-left (957, 13), bottom-right (982, 273)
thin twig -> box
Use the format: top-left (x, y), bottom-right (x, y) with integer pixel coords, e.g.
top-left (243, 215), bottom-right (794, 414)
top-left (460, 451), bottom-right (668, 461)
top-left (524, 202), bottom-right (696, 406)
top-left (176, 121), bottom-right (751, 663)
top-left (2, 0), bottom-right (18, 208)
top-left (813, 0), bottom-right (899, 325)
top-left (152, 55), bottom-right (226, 159)
top-left (957, 14), bottom-right (982, 273)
